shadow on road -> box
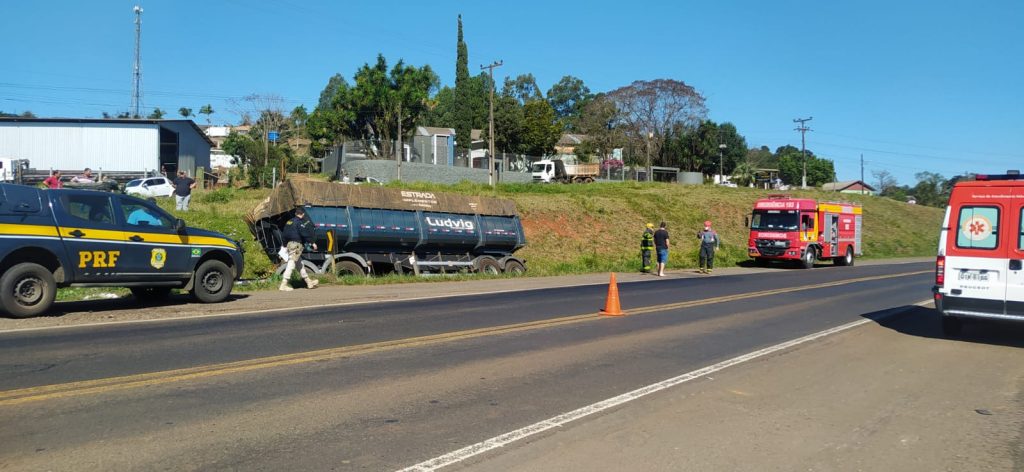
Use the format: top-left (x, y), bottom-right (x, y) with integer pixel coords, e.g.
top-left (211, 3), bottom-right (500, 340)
top-left (26, 293), bottom-right (251, 318)
top-left (865, 305), bottom-right (1024, 349)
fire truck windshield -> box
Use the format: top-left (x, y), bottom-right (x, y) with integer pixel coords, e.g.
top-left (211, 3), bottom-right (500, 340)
top-left (750, 210), bottom-right (799, 231)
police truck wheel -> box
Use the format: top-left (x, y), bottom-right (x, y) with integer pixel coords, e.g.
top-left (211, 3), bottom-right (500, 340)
top-left (191, 260), bottom-right (232, 303)
top-left (801, 249), bottom-right (816, 269)
top-left (131, 287), bottom-right (172, 301)
top-left (1, 263), bottom-right (56, 318)
top-left (503, 260), bottom-right (526, 274)
top-left (477, 258), bottom-right (501, 275)
top-left (335, 260), bottom-right (365, 277)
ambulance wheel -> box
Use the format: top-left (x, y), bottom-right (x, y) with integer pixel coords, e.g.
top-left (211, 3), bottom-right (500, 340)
top-left (503, 260), bottom-right (526, 274)
top-left (191, 260), bottom-right (232, 303)
top-left (941, 316), bottom-right (962, 337)
top-left (0, 262), bottom-right (56, 318)
top-left (477, 257), bottom-right (501, 275)
top-left (801, 249), bottom-right (816, 269)
top-left (335, 260), bottom-right (366, 277)
top-left (835, 247), bottom-right (854, 266)
top-left (131, 287), bottom-right (172, 301)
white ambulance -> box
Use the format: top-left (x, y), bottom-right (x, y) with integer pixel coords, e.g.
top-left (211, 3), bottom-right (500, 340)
top-left (933, 171), bottom-right (1024, 335)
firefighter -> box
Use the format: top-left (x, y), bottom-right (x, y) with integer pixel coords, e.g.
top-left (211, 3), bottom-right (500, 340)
top-left (280, 206), bottom-right (320, 291)
top-left (640, 223), bottom-right (655, 273)
top-left (697, 220), bottom-right (720, 274)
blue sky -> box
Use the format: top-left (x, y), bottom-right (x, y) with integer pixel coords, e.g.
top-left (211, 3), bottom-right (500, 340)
top-left (4, 0), bottom-right (1022, 186)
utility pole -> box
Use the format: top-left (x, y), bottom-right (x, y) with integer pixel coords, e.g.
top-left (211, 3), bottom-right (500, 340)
top-left (860, 153), bottom-right (865, 195)
top-left (130, 5), bottom-right (144, 118)
top-left (481, 60), bottom-right (502, 186)
top-left (396, 103), bottom-right (403, 182)
top-left (793, 116), bottom-right (812, 189)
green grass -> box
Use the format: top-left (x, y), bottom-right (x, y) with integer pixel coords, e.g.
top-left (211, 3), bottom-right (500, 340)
top-left (53, 182), bottom-right (943, 302)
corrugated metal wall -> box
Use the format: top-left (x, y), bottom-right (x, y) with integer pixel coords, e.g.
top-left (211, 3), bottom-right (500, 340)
top-left (158, 121), bottom-right (211, 176)
top-left (0, 122), bottom-right (159, 172)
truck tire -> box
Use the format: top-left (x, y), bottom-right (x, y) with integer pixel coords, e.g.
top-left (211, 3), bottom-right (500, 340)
top-left (335, 260), bottom-right (366, 277)
top-left (584, 177), bottom-right (595, 183)
top-left (131, 287), bottom-right (172, 301)
top-left (941, 316), bottom-right (962, 337)
top-left (191, 260), bottom-right (232, 303)
top-left (801, 248), bottom-right (816, 269)
top-left (835, 247), bottom-right (854, 266)
top-left (476, 257), bottom-right (501, 275)
top-left (1, 263), bottom-right (57, 318)
top-left (503, 260), bottom-right (526, 274)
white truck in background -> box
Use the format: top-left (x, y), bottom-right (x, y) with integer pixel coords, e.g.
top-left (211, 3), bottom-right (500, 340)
top-left (531, 159), bottom-right (600, 183)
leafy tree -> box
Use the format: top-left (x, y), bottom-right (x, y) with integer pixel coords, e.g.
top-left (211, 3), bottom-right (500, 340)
top-left (519, 100), bottom-right (562, 157)
top-left (576, 94), bottom-right (626, 161)
top-left (546, 75), bottom-right (593, 131)
top-left (605, 79), bottom-right (708, 169)
top-left (502, 74), bottom-right (543, 104)
top-left (147, 108), bottom-right (165, 119)
top-left (911, 171), bottom-right (949, 207)
top-left (775, 145), bottom-right (834, 187)
top-left (492, 93), bottom-right (524, 152)
top-left (871, 169), bottom-right (898, 195)
top-left (198, 104), bottom-right (215, 124)
top-left (0, 110), bottom-right (36, 118)
top-left (666, 120), bottom-right (745, 175)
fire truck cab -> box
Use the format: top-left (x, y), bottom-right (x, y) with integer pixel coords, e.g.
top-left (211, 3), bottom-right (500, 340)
top-left (747, 196), bottom-right (863, 268)
top-left (933, 171), bottom-right (1024, 335)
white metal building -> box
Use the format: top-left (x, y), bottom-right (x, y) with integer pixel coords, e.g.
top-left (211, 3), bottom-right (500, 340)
top-left (0, 118), bottom-right (213, 176)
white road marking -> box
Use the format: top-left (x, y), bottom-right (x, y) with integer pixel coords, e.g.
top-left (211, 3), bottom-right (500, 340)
top-left (398, 300), bottom-right (932, 472)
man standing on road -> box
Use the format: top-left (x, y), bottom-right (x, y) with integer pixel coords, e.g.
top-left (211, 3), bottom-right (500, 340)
top-left (654, 221), bottom-right (670, 277)
top-left (640, 223), bottom-right (655, 273)
top-left (173, 171), bottom-right (196, 211)
top-left (280, 206), bottom-right (320, 292)
top-left (697, 220), bottom-right (721, 274)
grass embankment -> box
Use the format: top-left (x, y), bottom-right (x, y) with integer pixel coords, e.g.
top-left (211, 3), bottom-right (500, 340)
top-left (152, 181), bottom-right (942, 283)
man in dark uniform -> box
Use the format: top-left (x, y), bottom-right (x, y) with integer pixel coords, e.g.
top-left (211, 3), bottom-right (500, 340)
top-left (640, 223), bottom-right (655, 273)
top-left (280, 206), bottom-right (319, 291)
top-left (697, 220), bottom-right (721, 274)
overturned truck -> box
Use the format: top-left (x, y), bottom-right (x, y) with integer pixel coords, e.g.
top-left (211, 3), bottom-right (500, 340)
top-left (246, 179), bottom-right (527, 276)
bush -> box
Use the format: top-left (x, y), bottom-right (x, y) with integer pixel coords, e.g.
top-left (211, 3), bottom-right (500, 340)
top-left (199, 188), bottom-right (234, 204)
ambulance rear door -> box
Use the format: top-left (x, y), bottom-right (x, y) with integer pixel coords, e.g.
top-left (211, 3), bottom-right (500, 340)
top-left (942, 189), bottom-right (1008, 316)
top-left (1006, 185), bottom-right (1024, 318)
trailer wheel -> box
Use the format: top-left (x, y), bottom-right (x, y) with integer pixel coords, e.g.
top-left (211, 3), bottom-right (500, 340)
top-left (800, 248), bottom-right (816, 269)
top-left (835, 246), bottom-right (854, 266)
top-left (335, 260), bottom-right (366, 277)
top-left (476, 258), bottom-right (501, 275)
top-left (0, 262), bottom-right (56, 318)
top-left (584, 177), bottom-right (595, 183)
top-left (191, 260), bottom-right (232, 303)
top-left (503, 260), bottom-right (526, 274)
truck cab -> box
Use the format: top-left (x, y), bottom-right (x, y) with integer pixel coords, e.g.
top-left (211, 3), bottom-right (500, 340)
top-left (933, 171), bottom-right (1024, 335)
top-left (747, 196), bottom-right (862, 268)
top-left (0, 183), bottom-right (244, 317)
top-left (531, 159), bottom-right (566, 183)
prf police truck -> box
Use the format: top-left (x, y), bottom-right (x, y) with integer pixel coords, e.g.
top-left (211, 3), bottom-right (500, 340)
top-left (0, 183), bottom-right (244, 318)
top-left (747, 195), bottom-right (863, 268)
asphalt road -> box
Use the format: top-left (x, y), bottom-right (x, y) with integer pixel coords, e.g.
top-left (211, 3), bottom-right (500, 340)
top-left (2, 261), bottom-right (1017, 471)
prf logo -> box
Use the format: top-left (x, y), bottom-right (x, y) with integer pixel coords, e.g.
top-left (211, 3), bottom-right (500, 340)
top-left (79, 251), bottom-right (120, 268)
top-left (151, 248), bottom-right (167, 269)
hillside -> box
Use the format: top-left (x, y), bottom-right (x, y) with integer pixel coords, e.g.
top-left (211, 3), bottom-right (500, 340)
top-left (165, 181), bottom-right (944, 280)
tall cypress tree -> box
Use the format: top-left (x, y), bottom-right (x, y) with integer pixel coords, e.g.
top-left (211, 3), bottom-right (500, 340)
top-left (453, 14), bottom-right (472, 151)
top-left (456, 15), bottom-right (469, 88)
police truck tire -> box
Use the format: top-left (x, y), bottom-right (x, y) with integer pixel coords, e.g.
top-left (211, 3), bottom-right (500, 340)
top-left (503, 260), bottom-right (526, 274)
top-left (1, 262), bottom-right (56, 318)
top-left (131, 287), bottom-right (172, 301)
top-left (191, 260), bottom-right (232, 303)
top-left (335, 260), bottom-right (365, 277)
top-left (477, 258), bottom-right (501, 275)
top-left (801, 249), bottom-right (816, 269)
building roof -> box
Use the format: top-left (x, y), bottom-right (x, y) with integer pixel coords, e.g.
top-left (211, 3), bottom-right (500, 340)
top-left (0, 117), bottom-right (215, 147)
top-left (416, 126), bottom-right (455, 136)
top-left (821, 180), bottom-right (877, 192)
top-left (557, 133), bottom-right (588, 146)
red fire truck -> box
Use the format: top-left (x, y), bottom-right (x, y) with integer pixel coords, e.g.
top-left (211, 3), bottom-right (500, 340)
top-left (747, 196), bottom-right (863, 268)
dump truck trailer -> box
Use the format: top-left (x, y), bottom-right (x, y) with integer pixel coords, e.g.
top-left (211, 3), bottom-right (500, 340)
top-left (246, 179), bottom-right (527, 276)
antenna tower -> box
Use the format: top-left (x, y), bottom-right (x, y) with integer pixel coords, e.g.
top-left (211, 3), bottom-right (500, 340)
top-left (130, 5), bottom-right (144, 118)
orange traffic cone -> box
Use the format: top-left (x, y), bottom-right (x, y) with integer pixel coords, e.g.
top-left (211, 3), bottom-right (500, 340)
top-left (600, 272), bottom-right (625, 316)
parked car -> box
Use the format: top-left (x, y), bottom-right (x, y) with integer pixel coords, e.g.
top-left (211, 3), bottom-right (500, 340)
top-left (124, 177), bottom-right (175, 197)
top-left (718, 180), bottom-right (738, 188)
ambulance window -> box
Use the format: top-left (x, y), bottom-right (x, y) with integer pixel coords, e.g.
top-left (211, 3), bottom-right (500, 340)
top-left (955, 206), bottom-right (999, 250)
top-left (1019, 208), bottom-right (1024, 249)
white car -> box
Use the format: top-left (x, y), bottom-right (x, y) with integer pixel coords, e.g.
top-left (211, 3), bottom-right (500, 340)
top-left (124, 177), bottom-right (175, 197)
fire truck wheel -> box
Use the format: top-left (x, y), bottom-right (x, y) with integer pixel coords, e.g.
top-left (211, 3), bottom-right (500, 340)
top-left (0, 262), bottom-right (56, 318)
top-left (941, 316), bottom-right (962, 337)
top-left (835, 247), bottom-right (854, 266)
top-left (801, 248), bottom-right (816, 269)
